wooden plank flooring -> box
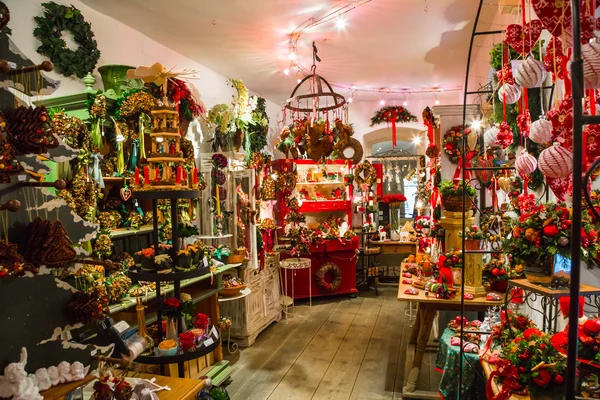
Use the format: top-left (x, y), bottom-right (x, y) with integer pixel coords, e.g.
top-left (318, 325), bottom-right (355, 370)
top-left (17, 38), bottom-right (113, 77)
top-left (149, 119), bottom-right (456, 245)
top-left (224, 285), bottom-right (441, 400)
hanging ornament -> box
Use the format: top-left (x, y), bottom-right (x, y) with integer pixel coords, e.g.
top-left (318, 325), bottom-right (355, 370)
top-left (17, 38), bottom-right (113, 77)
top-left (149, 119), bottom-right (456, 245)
top-left (579, 40), bottom-right (600, 89)
top-left (547, 95), bottom-right (574, 150)
top-left (505, 20), bottom-right (543, 55)
top-left (496, 63), bottom-right (514, 85)
top-left (546, 176), bottom-right (571, 202)
top-left (514, 57), bottom-right (547, 88)
top-left (498, 83), bottom-right (521, 104)
top-left (497, 176), bottom-right (512, 193)
top-left (515, 151), bottom-right (538, 176)
top-left (517, 110), bottom-right (532, 137)
top-left (530, 117), bottom-right (553, 144)
top-left (466, 129), bottom-right (478, 150)
top-left (544, 37), bottom-right (566, 81)
top-left (484, 125), bottom-right (499, 147)
top-left (495, 121), bottom-right (513, 149)
top-left (474, 156), bottom-right (494, 184)
top-left (584, 124), bottom-right (600, 170)
top-left (538, 144), bottom-right (573, 179)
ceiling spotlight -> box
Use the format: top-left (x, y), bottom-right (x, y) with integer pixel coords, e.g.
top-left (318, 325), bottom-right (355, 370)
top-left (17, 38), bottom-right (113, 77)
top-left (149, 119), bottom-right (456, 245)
top-left (283, 69), bottom-right (290, 76)
top-left (403, 100), bottom-right (408, 106)
top-left (288, 51), bottom-right (296, 60)
top-left (472, 119), bottom-right (482, 131)
top-left (336, 16), bottom-right (346, 30)
top-left (379, 99), bottom-right (385, 106)
top-left (435, 99), bottom-right (440, 105)
top-left (348, 97), bottom-right (353, 103)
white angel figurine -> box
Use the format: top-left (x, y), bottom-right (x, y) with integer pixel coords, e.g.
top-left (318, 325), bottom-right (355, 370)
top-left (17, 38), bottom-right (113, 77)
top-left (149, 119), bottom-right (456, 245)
top-left (34, 369), bottom-right (51, 391)
top-left (57, 362), bottom-right (72, 383)
top-left (0, 348), bottom-right (42, 400)
top-left (70, 362), bottom-right (88, 381)
top-left (47, 366), bottom-right (60, 387)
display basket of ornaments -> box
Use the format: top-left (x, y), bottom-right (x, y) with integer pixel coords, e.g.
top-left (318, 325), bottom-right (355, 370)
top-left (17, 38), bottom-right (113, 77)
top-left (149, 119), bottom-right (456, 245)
top-left (221, 275), bottom-right (246, 297)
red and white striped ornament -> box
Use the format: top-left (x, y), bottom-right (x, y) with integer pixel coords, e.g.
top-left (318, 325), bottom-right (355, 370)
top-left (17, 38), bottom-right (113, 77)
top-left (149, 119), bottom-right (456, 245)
top-left (484, 125), bottom-right (499, 147)
top-left (515, 151), bottom-right (538, 176)
top-left (514, 58), bottom-right (547, 88)
top-left (581, 40), bottom-right (600, 89)
top-left (538, 144), bottom-right (573, 179)
top-left (498, 83), bottom-right (521, 104)
top-left (529, 118), bottom-right (553, 144)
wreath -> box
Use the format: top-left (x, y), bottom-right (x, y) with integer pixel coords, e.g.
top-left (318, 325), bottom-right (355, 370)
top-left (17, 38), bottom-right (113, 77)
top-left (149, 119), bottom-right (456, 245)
top-left (353, 160), bottom-right (377, 188)
top-left (370, 105), bottom-right (418, 125)
top-left (33, 2), bottom-right (101, 79)
top-left (315, 262), bottom-right (342, 292)
top-left (443, 125), bottom-right (477, 164)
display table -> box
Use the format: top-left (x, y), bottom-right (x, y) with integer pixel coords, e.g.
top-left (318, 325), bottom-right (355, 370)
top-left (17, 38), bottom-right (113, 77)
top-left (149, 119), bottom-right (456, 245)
top-left (397, 281), bottom-right (504, 395)
top-left (368, 240), bottom-right (418, 255)
top-left (39, 375), bottom-right (95, 400)
top-left (435, 327), bottom-right (485, 400)
top-left (507, 279), bottom-right (600, 331)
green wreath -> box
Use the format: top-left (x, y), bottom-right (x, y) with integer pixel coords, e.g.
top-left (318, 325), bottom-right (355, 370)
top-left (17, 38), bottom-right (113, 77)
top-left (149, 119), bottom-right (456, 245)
top-left (33, 2), bottom-right (101, 79)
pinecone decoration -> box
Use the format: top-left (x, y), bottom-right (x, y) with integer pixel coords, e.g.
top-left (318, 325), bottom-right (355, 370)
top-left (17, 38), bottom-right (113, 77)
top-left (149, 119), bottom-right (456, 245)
top-left (5, 106), bottom-right (58, 154)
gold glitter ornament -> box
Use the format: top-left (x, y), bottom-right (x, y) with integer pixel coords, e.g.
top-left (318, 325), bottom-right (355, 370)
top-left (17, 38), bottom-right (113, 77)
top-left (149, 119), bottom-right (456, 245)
top-left (119, 92), bottom-right (157, 119)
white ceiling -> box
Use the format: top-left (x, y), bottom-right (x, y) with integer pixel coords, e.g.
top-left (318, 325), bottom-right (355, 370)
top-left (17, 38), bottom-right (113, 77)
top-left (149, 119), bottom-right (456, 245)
top-left (81, 0), bottom-right (510, 104)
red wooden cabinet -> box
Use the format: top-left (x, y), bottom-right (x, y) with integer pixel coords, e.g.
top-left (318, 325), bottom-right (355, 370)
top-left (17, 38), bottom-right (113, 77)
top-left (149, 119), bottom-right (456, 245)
top-left (273, 159), bottom-right (357, 298)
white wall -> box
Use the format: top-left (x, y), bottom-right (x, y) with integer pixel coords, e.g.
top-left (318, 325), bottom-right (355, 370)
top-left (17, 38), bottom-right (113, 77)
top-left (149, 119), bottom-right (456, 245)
top-left (4, 0), bottom-right (282, 147)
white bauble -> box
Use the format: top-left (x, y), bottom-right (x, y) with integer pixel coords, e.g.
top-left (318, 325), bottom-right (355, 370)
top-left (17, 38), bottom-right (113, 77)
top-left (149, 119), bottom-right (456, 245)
top-left (514, 57), bottom-right (547, 88)
top-left (483, 125), bottom-right (499, 147)
top-left (529, 118), bottom-right (553, 144)
top-left (515, 151), bottom-right (538, 175)
top-left (538, 144), bottom-right (573, 179)
top-left (498, 83), bottom-right (521, 104)
top-left (581, 40), bottom-right (600, 89)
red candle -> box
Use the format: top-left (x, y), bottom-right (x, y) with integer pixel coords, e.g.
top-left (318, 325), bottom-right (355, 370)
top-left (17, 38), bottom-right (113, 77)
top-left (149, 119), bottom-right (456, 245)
top-left (134, 167), bottom-right (140, 185)
top-left (193, 168), bottom-right (198, 184)
top-left (176, 166), bottom-right (182, 184)
top-left (143, 166), bottom-right (149, 185)
top-left (155, 168), bottom-right (160, 182)
top-left (183, 169), bottom-right (187, 183)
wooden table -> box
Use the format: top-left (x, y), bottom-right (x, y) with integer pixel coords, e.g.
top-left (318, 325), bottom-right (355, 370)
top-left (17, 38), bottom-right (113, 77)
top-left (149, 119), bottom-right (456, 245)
top-left (39, 375), bottom-right (95, 400)
top-left (369, 240), bottom-right (418, 255)
top-left (397, 281), bottom-right (505, 395)
top-left (508, 279), bottom-right (600, 331)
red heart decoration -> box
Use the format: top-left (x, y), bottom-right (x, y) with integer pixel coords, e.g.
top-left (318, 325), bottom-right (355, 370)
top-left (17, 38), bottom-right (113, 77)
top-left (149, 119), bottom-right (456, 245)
top-left (532, 0), bottom-right (598, 44)
top-left (120, 187), bottom-right (132, 201)
top-left (546, 176), bottom-right (571, 202)
top-left (544, 37), bottom-right (566, 80)
top-left (506, 20), bottom-right (543, 55)
top-left (584, 124), bottom-right (600, 170)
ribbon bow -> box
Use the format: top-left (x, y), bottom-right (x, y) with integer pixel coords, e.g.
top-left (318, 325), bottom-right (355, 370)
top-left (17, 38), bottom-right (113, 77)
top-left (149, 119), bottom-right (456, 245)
top-left (90, 153), bottom-right (105, 189)
top-left (127, 139), bottom-right (140, 173)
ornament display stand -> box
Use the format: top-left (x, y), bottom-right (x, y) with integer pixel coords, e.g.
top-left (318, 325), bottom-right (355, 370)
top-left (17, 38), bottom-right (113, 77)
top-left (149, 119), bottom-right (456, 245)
top-left (440, 210), bottom-right (486, 296)
top-left (280, 257), bottom-right (312, 321)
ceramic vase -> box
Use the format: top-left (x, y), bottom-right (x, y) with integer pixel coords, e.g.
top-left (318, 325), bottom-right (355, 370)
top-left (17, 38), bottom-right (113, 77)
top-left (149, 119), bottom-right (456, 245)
top-left (97, 64), bottom-right (143, 98)
top-left (166, 319), bottom-right (177, 341)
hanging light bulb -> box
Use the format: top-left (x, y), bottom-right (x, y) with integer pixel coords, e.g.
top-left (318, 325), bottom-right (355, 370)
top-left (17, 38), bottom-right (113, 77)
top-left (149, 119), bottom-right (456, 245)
top-left (288, 51), bottom-right (296, 60)
top-left (402, 93), bottom-right (408, 106)
top-left (435, 99), bottom-right (440, 105)
top-left (348, 97), bottom-right (353, 103)
top-left (156, 137), bottom-right (164, 143)
top-left (116, 134), bottom-right (125, 142)
top-left (471, 119), bottom-right (482, 131)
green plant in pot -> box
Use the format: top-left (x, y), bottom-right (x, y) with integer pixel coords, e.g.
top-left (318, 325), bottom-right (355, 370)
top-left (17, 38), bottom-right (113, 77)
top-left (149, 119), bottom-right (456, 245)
top-left (439, 179), bottom-right (476, 212)
top-left (502, 199), bottom-right (600, 284)
top-left (458, 225), bottom-right (485, 250)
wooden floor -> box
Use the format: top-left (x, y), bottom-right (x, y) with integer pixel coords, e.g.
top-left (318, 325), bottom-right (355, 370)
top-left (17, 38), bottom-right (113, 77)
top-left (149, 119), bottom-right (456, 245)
top-left (224, 285), bottom-right (440, 400)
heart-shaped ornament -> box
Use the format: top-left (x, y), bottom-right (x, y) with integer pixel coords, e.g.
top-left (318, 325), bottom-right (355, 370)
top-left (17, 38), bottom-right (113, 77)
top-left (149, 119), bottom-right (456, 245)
top-left (497, 176), bottom-right (511, 193)
top-left (506, 20), bottom-right (543, 55)
top-left (546, 176), bottom-right (571, 202)
top-left (120, 187), bottom-right (132, 201)
top-left (532, 0), bottom-right (572, 38)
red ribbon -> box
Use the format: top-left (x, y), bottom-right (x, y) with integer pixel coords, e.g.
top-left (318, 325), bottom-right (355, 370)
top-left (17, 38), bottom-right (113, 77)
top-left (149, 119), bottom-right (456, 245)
top-left (523, 176), bottom-right (529, 195)
top-left (486, 360), bottom-right (522, 400)
top-left (563, 49), bottom-right (572, 95)
top-left (453, 153), bottom-right (474, 182)
top-left (391, 119), bottom-right (397, 148)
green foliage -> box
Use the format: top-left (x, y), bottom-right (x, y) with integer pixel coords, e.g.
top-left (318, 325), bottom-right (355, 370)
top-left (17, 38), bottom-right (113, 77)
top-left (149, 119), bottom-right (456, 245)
top-left (247, 96), bottom-right (269, 153)
top-left (33, 2), bottom-right (101, 79)
top-left (439, 179), bottom-right (476, 197)
top-left (489, 41), bottom-right (544, 70)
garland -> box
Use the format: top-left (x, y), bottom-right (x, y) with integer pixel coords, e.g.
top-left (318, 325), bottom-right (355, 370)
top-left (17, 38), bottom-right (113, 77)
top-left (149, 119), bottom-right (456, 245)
top-left (443, 125), bottom-right (477, 164)
top-left (353, 160), bottom-right (377, 188)
top-left (33, 2), bottom-right (100, 79)
top-left (315, 262), bottom-right (342, 292)
top-left (370, 105), bottom-right (417, 147)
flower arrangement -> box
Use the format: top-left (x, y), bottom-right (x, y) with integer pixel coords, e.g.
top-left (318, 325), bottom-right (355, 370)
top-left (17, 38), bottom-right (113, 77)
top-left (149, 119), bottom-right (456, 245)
top-left (503, 200), bottom-right (600, 265)
top-left (154, 254), bottom-right (172, 270)
top-left (552, 318), bottom-right (600, 364)
top-left (442, 125), bottom-right (477, 164)
top-left (416, 218), bottom-right (431, 229)
top-left (343, 174), bottom-right (354, 187)
top-left (194, 313), bottom-right (210, 330)
top-left (212, 153), bottom-right (228, 169)
top-left (439, 249), bottom-right (463, 269)
top-left (459, 225), bottom-right (486, 240)
top-left (424, 279), bottom-right (455, 299)
top-left (178, 331), bottom-right (196, 351)
top-left (258, 218), bottom-right (277, 232)
top-left (370, 105), bottom-right (418, 125)
top-left (483, 255), bottom-right (509, 281)
top-left (161, 297), bottom-right (182, 319)
top-left (430, 223), bottom-right (445, 238)
top-left (379, 194), bottom-right (407, 208)
top-left (148, 78), bottom-right (204, 123)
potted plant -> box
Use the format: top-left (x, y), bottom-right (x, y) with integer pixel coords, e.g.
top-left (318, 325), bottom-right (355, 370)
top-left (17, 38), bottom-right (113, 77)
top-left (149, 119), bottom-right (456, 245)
top-left (178, 331), bottom-right (196, 352)
top-left (176, 249), bottom-right (193, 271)
top-left (440, 249), bottom-right (463, 285)
top-left (502, 198), bottom-right (600, 284)
top-left (439, 180), bottom-right (476, 212)
top-left (135, 247), bottom-right (155, 271)
top-left (459, 225), bottom-right (485, 250)
top-left (483, 254), bottom-right (509, 293)
top-left (187, 244), bottom-right (200, 266)
top-left (379, 194), bottom-right (407, 241)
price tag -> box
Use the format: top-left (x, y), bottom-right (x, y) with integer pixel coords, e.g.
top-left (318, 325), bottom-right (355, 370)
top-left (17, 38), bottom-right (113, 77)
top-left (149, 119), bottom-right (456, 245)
top-left (203, 257), bottom-right (208, 267)
top-left (17, 175), bottom-right (26, 182)
top-left (210, 326), bottom-right (219, 340)
top-left (113, 320), bottom-right (130, 334)
top-left (204, 337), bottom-right (214, 347)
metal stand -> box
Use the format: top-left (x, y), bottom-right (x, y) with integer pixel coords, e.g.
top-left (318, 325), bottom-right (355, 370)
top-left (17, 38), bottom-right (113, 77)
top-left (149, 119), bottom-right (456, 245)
top-left (280, 258), bottom-right (312, 321)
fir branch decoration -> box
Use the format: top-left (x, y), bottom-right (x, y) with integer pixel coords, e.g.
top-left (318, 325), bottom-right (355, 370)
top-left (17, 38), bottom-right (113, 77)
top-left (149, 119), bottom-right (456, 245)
top-left (33, 2), bottom-right (100, 79)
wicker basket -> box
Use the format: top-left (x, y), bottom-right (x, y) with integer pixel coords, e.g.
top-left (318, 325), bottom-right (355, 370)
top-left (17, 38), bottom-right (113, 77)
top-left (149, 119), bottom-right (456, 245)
top-left (227, 254), bottom-right (245, 264)
top-left (220, 283), bottom-right (247, 297)
top-left (441, 194), bottom-right (466, 212)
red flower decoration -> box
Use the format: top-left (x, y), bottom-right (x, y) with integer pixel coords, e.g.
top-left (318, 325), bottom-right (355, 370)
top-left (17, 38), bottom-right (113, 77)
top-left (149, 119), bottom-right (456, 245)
top-left (164, 297), bottom-right (182, 309)
top-left (379, 194), bottom-right (407, 204)
top-left (178, 331), bottom-right (196, 350)
top-left (523, 328), bottom-right (543, 341)
top-left (542, 225), bottom-right (559, 237)
top-left (495, 121), bottom-right (513, 149)
top-left (517, 110), bottom-right (531, 137)
top-left (194, 313), bottom-right (210, 330)
top-left (496, 63), bottom-right (514, 85)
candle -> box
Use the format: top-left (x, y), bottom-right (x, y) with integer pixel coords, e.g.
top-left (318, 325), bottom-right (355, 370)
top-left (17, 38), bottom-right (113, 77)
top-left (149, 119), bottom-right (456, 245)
top-left (176, 166), bottom-right (182, 184)
top-left (216, 185), bottom-right (221, 215)
top-left (143, 166), bottom-right (149, 185)
top-left (183, 169), bottom-right (187, 183)
top-left (193, 168), bottom-right (198, 184)
top-left (134, 167), bottom-right (140, 185)
top-left (155, 168), bottom-right (160, 182)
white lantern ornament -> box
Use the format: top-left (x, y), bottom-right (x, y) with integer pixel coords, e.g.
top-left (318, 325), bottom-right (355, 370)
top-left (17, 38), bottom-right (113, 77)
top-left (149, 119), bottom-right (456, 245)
top-left (514, 57), bottom-right (547, 88)
top-left (538, 143), bottom-right (573, 179)
top-left (498, 83), bottom-right (521, 104)
top-left (529, 117), bottom-right (553, 144)
top-left (515, 151), bottom-right (538, 175)
top-left (484, 125), bottom-right (499, 147)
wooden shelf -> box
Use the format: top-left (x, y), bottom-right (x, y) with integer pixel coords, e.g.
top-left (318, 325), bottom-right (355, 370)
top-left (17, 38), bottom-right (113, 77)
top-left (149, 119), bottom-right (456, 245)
top-left (103, 176), bottom-right (129, 184)
top-left (150, 132), bottom-right (181, 138)
top-left (110, 225), bottom-right (153, 238)
top-left (135, 334), bottom-right (220, 364)
top-left (147, 157), bottom-right (185, 163)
